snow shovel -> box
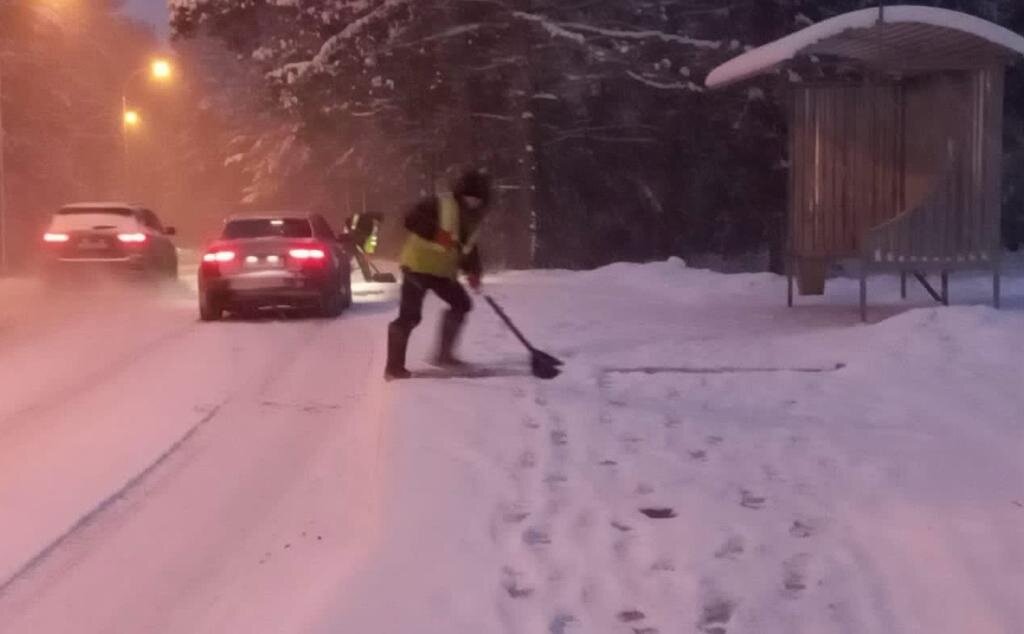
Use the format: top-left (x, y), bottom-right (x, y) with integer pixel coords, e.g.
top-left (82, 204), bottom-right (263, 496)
top-left (484, 295), bottom-right (564, 379)
top-left (355, 245), bottom-right (397, 283)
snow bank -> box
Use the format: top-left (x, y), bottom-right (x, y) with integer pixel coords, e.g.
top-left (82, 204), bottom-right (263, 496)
top-left (311, 258), bottom-right (1024, 633)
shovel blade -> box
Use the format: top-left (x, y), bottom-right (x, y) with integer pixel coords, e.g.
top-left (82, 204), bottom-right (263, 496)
top-left (531, 349), bottom-right (564, 380)
top-left (371, 272), bottom-right (398, 284)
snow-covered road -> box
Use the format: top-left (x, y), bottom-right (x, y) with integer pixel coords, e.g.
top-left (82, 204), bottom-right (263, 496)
top-left (0, 276), bottom-right (395, 632)
top-left (0, 258), bottom-right (1022, 634)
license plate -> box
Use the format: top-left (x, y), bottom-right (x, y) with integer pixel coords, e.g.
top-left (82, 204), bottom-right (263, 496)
top-left (244, 255), bottom-right (284, 268)
top-left (230, 276), bottom-right (292, 291)
top-left (78, 239), bottom-right (109, 250)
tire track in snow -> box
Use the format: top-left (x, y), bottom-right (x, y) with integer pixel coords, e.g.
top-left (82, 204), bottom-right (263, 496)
top-left (1, 316), bottom-right (383, 633)
top-left (0, 402), bottom-right (225, 595)
top-left (0, 320), bottom-right (200, 438)
top-left (0, 316), bottom-right (337, 599)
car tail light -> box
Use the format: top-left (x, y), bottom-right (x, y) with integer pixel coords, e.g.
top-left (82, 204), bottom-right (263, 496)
top-left (118, 232), bottom-right (147, 243)
top-left (203, 250), bottom-right (236, 263)
top-left (288, 248), bottom-right (326, 260)
top-left (44, 233), bottom-right (70, 243)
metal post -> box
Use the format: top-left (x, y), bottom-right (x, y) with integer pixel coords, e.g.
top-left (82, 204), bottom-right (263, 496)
top-left (900, 271), bottom-right (907, 299)
top-left (994, 264), bottom-right (1001, 310)
top-left (787, 270), bottom-right (794, 307)
top-left (0, 62), bottom-right (7, 276)
top-left (940, 271), bottom-right (949, 306)
top-left (121, 93), bottom-right (130, 198)
top-left (860, 264), bottom-right (868, 322)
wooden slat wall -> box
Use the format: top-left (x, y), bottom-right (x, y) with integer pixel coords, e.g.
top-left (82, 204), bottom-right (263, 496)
top-left (859, 68), bottom-right (1005, 266)
top-left (983, 67), bottom-right (1004, 258)
top-left (790, 83), bottom-right (901, 258)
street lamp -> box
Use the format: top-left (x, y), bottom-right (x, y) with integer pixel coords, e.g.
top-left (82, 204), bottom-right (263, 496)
top-left (123, 110), bottom-right (141, 128)
top-left (151, 59), bottom-right (172, 80)
top-left (121, 57), bottom-right (175, 196)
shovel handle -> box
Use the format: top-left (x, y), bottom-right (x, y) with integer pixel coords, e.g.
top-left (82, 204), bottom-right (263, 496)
top-left (484, 295), bottom-right (535, 352)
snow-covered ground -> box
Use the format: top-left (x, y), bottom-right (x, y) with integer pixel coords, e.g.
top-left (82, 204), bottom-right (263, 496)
top-left (0, 258), bottom-right (1022, 633)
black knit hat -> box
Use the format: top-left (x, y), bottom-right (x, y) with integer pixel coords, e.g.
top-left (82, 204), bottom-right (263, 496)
top-left (453, 168), bottom-right (492, 206)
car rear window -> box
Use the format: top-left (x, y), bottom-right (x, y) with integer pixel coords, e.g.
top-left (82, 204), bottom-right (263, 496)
top-left (222, 218), bottom-right (313, 239)
top-left (51, 208), bottom-right (140, 232)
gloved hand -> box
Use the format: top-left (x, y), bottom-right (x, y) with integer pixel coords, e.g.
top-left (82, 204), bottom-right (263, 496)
top-left (434, 230), bottom-right (456, 249)
top-left (467, 273), bottom-right (482, 292)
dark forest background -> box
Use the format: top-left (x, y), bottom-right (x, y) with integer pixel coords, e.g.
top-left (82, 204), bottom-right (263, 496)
top-left (3, 1), bottom-right (1022, 270)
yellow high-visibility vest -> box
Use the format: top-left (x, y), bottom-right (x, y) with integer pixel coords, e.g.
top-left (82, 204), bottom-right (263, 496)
top-left (400, 193), bottom-right (461, 278)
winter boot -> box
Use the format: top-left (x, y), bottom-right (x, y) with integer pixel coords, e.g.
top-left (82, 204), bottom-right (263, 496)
top-left (432, 310), bottom-right (467, 367)
top-left (385, 323), bottom-right (413, 380)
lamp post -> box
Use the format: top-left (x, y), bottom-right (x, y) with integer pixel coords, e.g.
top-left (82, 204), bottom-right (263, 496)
top-left (121, 57), bottom-right (173, 198)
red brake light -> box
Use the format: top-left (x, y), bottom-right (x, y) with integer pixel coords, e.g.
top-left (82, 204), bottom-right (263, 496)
top-left (44, 233), bottom-right (70, 243)
top-left (203, 250), bottom-right (236, 263)
top-left (118, 232), bottom-right (147, 243)
top-left (288, 248), bottom-right (326, 260)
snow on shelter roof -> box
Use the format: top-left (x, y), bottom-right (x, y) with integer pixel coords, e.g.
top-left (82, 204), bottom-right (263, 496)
top-left (61, 202), bottom-right (144, 211)
top-left (706, 6), bottom-right (1024, 89)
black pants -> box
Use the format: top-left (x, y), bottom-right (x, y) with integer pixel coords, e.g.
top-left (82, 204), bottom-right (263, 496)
top-left (392, 270), bottom-right (472, 332)
top-left (387, 270), bottom-right (472, 371)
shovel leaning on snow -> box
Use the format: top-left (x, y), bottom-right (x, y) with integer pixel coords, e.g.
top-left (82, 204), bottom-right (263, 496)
top-left (484, 295), bottom-right (564, 380)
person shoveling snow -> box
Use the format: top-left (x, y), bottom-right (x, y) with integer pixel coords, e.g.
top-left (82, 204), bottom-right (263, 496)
top-left (385, 168), bottom-right (493, 381)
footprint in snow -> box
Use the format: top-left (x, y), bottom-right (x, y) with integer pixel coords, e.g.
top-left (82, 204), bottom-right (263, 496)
top-left (783, 553), bottom-right (812, 597)
top-left (502, 504), bottom-right (530, 524)
top-left (613, 538), bottom-right (632, 558)
top-left (618, 610), bottom-right (660, 633)
top-left (550, 430), bottom-right (568, 446)
top-left (689, 449), bottom-right (708, 462)
top-left (651, 558), bottom-right (676, 572)
top-left (620, 433), bottom-right (644, 445)
top-left (523, 527), bottom-right (551, 545)
top-left (599, 459), bottom-right (618, 467)
top-left (501, 566), bottom-right (534, 599)
top-left (635, 482), bottom-right (655, 495)
top-left (714, 535), bottom-right (745, 560)
top-left (698, 597), bottom-right (735, 634)
top-left (545, 473), bottom-right (568, 485)
top-left (706, 435), bottom-right (724, 446)
top-left (639, 507), bottom-right (677, 519)
top-left (789, 519), bottom-right (817, 538)
top-left (518, 451), bottom-right (537, 469)
top-left (739, 489), bottom-right (766, 510)
top-left (618, 609), bottom-right (645, 623)
top-left (549, 614), bottom-right (576, 634)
